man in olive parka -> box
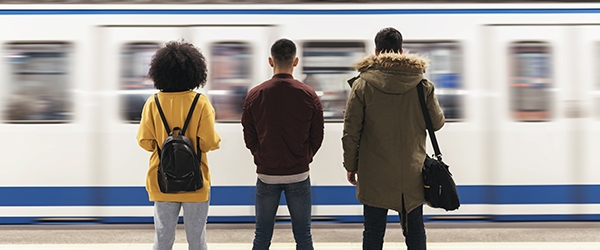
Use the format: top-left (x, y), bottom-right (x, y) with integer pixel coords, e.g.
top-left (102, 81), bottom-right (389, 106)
top-left (342, 27), bottom-right (445, 250)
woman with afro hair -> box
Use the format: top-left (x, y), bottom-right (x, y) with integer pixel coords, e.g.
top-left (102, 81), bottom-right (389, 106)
top-left (136, 40), bottom-right (221, 250)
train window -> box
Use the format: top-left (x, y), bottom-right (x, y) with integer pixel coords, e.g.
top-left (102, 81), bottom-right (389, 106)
top-left (209, 42), bottom-right (252, 122)
top-left (120, 43), bottom-right (160, 123)
top-left (302, 41), bottom-right (366, 121)
top-left (4, 43), bottom-right (72, 123)
top-left (509, 42), bottom-right (552, 121)
top-left (403, 42), bottom-right (464, 121)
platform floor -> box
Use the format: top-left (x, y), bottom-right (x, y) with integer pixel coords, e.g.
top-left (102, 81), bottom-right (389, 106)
top-left (1, 222), bottom-right (600, 249)
top-left (1, 242), bottom-right (600, 250)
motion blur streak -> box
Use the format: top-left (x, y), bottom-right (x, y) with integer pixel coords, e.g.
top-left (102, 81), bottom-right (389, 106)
top-left (1, 3), bottom-right (600, 224)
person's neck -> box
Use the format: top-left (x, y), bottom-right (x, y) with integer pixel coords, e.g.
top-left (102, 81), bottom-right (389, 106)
top-left (273, 66), bottom-right (293, 75)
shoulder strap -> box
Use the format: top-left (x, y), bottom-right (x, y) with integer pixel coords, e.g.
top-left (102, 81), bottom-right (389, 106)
top-left (154, 93), bottom-right (171, 135)
top-left (181, 93), bottom-right (201, 135)
top-left (416, 81), bottom-right (442, 160)
top-left (154, 93), bottom-right (202, 155)
top-left (155, 93), bottom-right (201, 135)
top-left (186, 93), bottom-right (202, 155)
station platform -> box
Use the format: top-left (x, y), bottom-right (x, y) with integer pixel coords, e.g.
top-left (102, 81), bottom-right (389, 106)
top-left (1, 242), bottom-right (600, 249)
top-left (1, 222), bottom-right (599, 249)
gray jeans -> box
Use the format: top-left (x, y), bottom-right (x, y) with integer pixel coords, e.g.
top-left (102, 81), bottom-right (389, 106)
top-left (153, 201), bottom-right (209, 250)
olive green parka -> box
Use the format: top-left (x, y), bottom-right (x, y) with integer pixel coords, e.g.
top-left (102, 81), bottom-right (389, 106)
top-left (342, 52), bottom-right (445, 214)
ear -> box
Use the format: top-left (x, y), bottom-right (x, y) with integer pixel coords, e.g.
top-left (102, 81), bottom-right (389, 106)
top-left (375, 49), bottom-right (379, 56)
top-left (268, 57), bottom-right (274, 67)
top-left (400, 48), bottom-right (404, 54)
top-left (292, 57), bottom-right (299, 67)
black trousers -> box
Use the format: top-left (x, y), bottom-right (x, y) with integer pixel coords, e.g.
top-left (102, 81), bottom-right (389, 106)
top-left (362, 201), bottom-right (426, 250)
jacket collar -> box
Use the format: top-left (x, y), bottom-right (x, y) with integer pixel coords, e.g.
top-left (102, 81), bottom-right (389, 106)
top-left (351, 52), bottom-right (429, 94)
top-left (355, 52), bottom-right (429, 73)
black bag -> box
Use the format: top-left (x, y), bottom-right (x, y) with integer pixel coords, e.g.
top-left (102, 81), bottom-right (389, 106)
top-left (417, 82), bottom-right (460, 211)
top-left (154, 93), bottom-right (203, 193)
top-left (422, 155), bottom-right (460, 211)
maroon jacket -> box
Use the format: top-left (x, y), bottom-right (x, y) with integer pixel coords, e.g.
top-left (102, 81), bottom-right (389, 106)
top-left (242, 73), bottom-right (324, 175)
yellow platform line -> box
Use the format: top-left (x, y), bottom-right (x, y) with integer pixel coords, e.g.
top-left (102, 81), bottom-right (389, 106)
top-left (1, 242), bottom-right (600, 250)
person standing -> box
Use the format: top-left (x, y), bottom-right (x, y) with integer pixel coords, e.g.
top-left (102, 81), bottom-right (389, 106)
top-left (241, 38), bottom-right (324, 250)
top-left (342, 27), bottom-right (445, 250)
top-left (137, 40), bottom-right (221, 250)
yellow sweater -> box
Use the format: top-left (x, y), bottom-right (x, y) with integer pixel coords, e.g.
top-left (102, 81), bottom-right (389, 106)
top-left (136, 90), bottom-right (221, 202)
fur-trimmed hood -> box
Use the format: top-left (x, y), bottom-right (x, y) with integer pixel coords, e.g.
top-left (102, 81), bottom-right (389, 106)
top-left (350, 53), bottom-right (429, 94)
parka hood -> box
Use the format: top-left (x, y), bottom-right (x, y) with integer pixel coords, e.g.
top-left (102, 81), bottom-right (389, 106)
top-left (352, 53), bottom-right (429, 94)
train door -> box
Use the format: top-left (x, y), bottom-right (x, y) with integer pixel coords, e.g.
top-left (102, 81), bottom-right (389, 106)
top-left (0, 21), bottom-right (97, 223)
top-left (189, 26), bottom-right (275, 218)
top-left (486, 25), bottom-right (578, 219)
top-left (574, 25), bottom-right (600, 219)
top-left (98, 27), bottom-right (185, 220)
top-left (403, 40), bottom-right (488, 219)
top-left (402, 41), bottom-right (486, 219)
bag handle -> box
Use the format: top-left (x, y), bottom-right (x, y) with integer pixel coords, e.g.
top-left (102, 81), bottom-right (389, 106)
top-left (416, 81), bottom-right (442, 161)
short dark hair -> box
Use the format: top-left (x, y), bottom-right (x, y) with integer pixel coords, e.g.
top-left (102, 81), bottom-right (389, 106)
top-left (375, 27), bottom-right (403, 53)
top-left (148, 40), bottom-right (207, 91)
top-left (270, 38), bottom-right (296, 68)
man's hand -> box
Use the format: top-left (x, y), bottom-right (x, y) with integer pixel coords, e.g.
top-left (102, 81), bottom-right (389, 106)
top-left (347, 171), bottom-right (358, 186)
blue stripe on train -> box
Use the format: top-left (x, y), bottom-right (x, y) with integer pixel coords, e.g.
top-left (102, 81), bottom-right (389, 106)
top-left (1, 185), bottom-right (600, 206)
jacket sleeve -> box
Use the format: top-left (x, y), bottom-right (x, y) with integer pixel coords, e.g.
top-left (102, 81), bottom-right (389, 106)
top-left (309, 92), bottom-right (325, 156)
top-left (342, 78), bottom-right (365, 172)
top-left (241, 95), bottom-right (259, 155)
top-left (424, 80), bottom-right (445, 131)
top-left (136, 97), bottom-right (157, 152)
top-left (197, 99), bottom-right (221, 152)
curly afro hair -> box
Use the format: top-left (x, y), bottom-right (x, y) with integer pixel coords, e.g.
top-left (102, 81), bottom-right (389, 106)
top-left (148, 40), bottom-right (207, 91)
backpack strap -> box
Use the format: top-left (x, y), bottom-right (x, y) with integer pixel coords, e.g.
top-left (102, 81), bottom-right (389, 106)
top-left (154, 93), bottom-right (171, 135)
top-left (154, 92), bottom-right (202, 155)
top-left (184, 93), bottom-right (202, 155)
top-left (180, 93), bottom-right (201, 135)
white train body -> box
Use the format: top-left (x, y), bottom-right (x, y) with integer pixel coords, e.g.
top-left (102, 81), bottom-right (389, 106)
top-left (2, 3), bottom-right (600, 224)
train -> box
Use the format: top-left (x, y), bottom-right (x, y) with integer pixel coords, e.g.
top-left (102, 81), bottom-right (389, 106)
top-left (1, 2), bottom-right (600, 224)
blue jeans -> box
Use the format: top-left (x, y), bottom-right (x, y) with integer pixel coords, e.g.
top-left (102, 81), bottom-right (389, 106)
top-left (363, 202), bottom-right (426, 250)
top-left (252, 177), bottom-right (313, 250)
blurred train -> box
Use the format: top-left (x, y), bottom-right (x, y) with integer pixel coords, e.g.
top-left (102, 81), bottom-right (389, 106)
top-left (2, 2), bottom-right (600, 225)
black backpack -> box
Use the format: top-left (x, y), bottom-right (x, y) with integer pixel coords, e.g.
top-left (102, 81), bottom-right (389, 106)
top-left (154, 93), bottom-right (203, 193)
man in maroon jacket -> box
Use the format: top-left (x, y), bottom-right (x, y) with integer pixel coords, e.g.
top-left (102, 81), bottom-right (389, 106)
top-left (241, 38), bottom-right (324, 250)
